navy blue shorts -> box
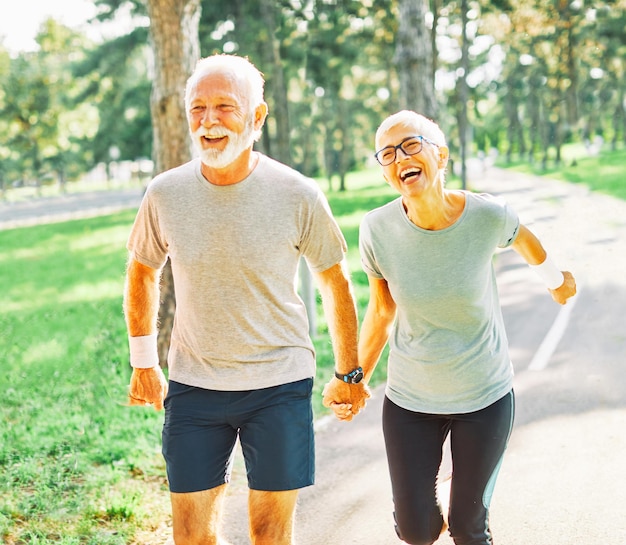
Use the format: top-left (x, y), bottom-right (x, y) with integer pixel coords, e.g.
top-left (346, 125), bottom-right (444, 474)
top-left (162, 378), bottom-right (315, 493)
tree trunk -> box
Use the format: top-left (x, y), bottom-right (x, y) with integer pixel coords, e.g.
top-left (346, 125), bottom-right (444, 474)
top-left (258, 0), bottom-right (292, 166)
top-left (146, 0), bottom-right (201, 366)
top-left (430, 0), bottom-right (439, 84)
top-left (394, 0), bottom-right (437, 118)
top-left (457, 0), bottom-right (469, 190)
top-left (337, 98), bottom-right (349, 192)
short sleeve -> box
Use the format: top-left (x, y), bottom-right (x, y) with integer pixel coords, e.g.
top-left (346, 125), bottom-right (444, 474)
top-left (497, 198), bottom-right (520, 248)
top-left (126, 189), bottom-right (169, 269)
top-left (299, 189), bottom-right (347, 272)
top-left (359, 215), bottom-right (384, 279)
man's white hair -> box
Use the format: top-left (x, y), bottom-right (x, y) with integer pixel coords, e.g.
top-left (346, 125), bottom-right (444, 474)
top-left (184, 54), bottom-right (266, 112)
top-left (375, 110), bottom-right (447, 150)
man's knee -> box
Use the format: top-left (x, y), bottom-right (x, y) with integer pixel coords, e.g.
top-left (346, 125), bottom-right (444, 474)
top-left (249, 489), bottom-right (298, 545)
top-left (171, 486), bottom-right (228, 545)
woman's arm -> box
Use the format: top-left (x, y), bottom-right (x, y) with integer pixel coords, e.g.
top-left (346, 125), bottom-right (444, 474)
top-left (315, 261), bottom-right (370, 420)
top-left (511, 224), bottom-right (577, 305)
top-left (358, 276), bottom-right (397, 384)
top-left (321, 274), bottom-right (396, 420)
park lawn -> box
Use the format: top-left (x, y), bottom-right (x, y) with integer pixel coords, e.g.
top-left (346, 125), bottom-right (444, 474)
top-left (0, 211), bottom-right (171, 544)
top-left (0, 168), bottom-right (396, 544)
top-left (500, 144), bottom-right (626, 200)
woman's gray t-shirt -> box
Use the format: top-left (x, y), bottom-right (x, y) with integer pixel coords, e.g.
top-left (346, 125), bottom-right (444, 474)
top-left (359, 192), bottom-right (520, 414)
top-left (127, 155), bottom-right (346, 391)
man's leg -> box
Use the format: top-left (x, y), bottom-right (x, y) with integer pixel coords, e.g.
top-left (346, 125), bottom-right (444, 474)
top-left (163, 382), bottom-right (240, 545)
top-left (239, 379), bottom-right (314, 545)
top-left (170, 484), bottom-right (231, 545)
top-left (248, 489), bottom-right (299, 545)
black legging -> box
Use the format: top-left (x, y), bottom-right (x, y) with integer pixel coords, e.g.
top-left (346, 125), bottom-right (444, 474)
top-left (383, 390), bottom-right (515, 545)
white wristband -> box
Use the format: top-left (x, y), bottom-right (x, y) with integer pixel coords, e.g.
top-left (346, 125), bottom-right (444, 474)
top-left (530, 256), bottom-right (564, 290)
top-left (128, 334), bottom-right (159, 368)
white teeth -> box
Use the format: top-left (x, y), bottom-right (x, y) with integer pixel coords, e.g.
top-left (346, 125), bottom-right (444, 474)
top-left (400, 167), bottom-right (421, 180)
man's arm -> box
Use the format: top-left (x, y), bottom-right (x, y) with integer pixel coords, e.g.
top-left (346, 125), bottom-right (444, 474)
top-left (124, 258), bottom-right (160, 336)
top-left (322, 274), bottom-right (396, 421)
top-left (123, 257), bottom-right (168, 410)
top-left (511, 224), bottom-right (576, 305)
top-left (314, 260), bottom-right (370, 420)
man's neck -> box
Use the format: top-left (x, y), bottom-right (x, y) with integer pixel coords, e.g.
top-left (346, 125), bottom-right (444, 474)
top-left (200, 149), bottom-right (258, 186)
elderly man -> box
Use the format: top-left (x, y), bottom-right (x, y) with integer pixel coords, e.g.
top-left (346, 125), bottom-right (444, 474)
top-left (123, 54), bottom-right (368, 545)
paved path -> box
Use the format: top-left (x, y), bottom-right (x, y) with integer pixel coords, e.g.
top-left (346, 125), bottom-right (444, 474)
top-left (0, 186), bottom-right (143, 230)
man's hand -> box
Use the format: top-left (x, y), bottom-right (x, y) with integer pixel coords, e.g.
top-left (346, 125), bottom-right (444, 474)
top-left (549, 271), bottom-right (577, 305)
top-left (322, 378), bottom-right (371, 421)
top-left (128, 367), bottom-right (168, 411)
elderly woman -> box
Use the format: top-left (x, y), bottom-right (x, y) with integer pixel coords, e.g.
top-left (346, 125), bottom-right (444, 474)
top-left (323, 110), bottom-right (576, 545)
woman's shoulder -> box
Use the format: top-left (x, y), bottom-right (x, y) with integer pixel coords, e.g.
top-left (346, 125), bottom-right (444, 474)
top-left (363, 197), bottom-right (402, 221)
top-left (465, 190), bottom-right (506, 207)
top-left (465, 191), bottom-right (512, 216)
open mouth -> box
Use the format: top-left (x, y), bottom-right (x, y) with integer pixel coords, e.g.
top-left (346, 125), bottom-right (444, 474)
top-left (202, 135), bottom-right (227, 145)
top-left (400, 167), bottom-right (422, 182)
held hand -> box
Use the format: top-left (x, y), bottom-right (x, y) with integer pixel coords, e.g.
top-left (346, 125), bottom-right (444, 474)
top-left (550, 271), bottom-right (577, 305)
top-left (128, 367), bottom-right (168, 411)
top-left (322, 379), bottom-right (371, 422)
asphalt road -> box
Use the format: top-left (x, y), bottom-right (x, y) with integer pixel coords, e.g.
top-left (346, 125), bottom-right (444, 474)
top-left (4, 169), bottom-right (625, 544)
top-left (0, 186), bottom-right (144, 230)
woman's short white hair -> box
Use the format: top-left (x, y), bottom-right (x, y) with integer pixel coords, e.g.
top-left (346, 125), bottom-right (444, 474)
top-left (184, 54), bottom-right (265, 112)
top-left (375, 110), bottom-right (447, 150)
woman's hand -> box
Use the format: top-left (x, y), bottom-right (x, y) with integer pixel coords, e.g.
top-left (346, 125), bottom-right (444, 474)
top-left (550, 271), bottom-right (577, 305)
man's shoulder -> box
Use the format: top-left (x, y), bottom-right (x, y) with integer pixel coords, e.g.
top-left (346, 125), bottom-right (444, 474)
top-left (257, 154), bottom-right (318, 192)
top-left (146, 159), bottom-right (198, 193)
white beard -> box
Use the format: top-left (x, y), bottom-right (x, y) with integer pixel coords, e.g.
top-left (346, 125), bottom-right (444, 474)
top-left (192, 118), bottom-right (256, 169)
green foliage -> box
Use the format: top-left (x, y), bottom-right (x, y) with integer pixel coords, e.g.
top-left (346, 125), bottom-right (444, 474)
top-left (2, 0), bottom-right (626, 193)
top-left (0, 20), bottom-right (95, 188)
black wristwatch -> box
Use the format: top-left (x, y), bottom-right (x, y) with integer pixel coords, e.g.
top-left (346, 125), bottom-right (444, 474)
top-left (334, 367), bottom-right (364, 384)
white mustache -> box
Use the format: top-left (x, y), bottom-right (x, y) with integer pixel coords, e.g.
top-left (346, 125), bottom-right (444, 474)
top-left (193, 126), bottom-right (233, 139)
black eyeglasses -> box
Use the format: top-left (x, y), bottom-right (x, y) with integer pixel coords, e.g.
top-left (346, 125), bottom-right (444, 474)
top-left (374, 135), bottom-right (439, 166)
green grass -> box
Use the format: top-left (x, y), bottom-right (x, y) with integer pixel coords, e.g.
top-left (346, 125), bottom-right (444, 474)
top-left (1, 150), bottom-right (622, 543)
top-left (498, 144), bottom-right (626, 200)
top-left (0, 212), bottom-right (169, 544)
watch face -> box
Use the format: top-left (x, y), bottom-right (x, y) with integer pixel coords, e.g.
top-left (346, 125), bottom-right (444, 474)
top-left (352, 371), bottom-right (364, 383)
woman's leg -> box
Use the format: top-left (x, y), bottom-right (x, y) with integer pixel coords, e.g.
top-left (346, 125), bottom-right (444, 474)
top-left (448, 390), bottom-right (515, 545)
top-left (383, 396), bottom-right (449, 545)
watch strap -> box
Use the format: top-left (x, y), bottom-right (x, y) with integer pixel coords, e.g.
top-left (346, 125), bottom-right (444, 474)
top-left (334, 367), bottom-right (363, 383)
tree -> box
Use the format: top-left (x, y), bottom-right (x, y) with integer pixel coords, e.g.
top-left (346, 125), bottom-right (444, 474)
top-left (146, 0), bottom-right (201, 364)
top-left (74, 28), bottom-right (153, 169)
top-left (395, 0), bottom-right (437, 117)
top-left (0, 19), bottom-right (96, 191)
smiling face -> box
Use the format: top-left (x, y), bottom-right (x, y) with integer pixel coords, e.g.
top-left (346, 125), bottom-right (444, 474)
top-left (377, 124), bottom-right (448, 199)
top-left (187, 70), bottom-right (259, 170)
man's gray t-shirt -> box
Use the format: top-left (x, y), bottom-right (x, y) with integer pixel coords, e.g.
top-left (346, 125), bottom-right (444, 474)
top-left (359, 192), bottom-right (520, 414)
top-left (127, 155), bottom-right (346, 391)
